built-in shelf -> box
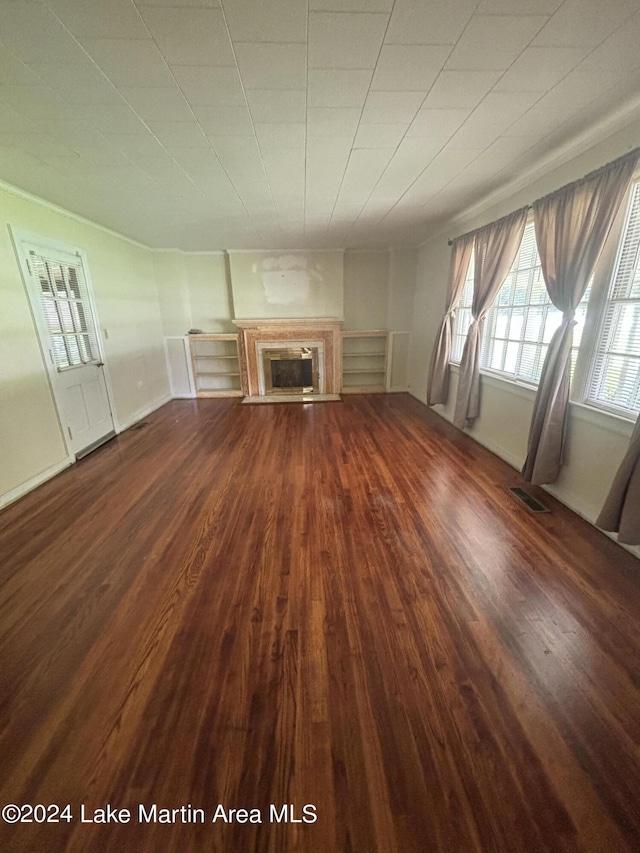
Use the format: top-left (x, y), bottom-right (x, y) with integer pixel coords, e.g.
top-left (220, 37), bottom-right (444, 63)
top-left (188, 333), bottom-right (242, 397)
top-left (341, 331), bottom-right (389, 394)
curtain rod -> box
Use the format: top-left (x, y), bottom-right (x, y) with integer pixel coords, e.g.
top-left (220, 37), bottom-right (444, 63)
top-left (447, 145), bottom-right (640, 246)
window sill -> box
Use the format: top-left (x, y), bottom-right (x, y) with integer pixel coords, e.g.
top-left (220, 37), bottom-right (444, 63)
top-left (568, 401), bottom-right (635, 437)
top-left (449, 361), bottom-right (636, 437)
top-left (449, 362), bottom-right (537, 401)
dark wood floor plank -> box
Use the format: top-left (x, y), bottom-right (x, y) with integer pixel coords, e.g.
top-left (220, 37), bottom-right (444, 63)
top-left (1, 394), bottom-right (640, 852)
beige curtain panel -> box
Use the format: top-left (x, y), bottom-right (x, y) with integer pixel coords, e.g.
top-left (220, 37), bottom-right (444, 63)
top-left (522, 152), bottom-right (638, 485)
top-left (453, 208), bottom-right (528, 430)
top-left (596, 414), bottom-right (640, 546)
top-left (427, 235), bottom-right (473, 406)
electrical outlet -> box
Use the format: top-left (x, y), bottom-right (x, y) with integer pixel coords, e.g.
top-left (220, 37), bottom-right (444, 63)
top-left (137, 380), bottom-right (143, 388)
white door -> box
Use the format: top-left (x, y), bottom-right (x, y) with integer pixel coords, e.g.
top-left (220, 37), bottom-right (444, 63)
top-left (18, 238), bottom-right (115, 458)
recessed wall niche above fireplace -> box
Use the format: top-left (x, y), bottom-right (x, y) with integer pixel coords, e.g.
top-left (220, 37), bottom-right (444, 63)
top-left (234, 319), bottom-right (342, 400)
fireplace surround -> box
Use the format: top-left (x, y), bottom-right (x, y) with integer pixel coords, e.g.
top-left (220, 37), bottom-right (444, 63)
top-left (234, 319), bottom-right (342, 399)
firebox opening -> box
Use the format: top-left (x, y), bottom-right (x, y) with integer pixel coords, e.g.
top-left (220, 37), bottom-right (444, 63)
top-left (271, 358), bottom-right (313, 391)
top-left (262, 346), bottom-right (320, 395)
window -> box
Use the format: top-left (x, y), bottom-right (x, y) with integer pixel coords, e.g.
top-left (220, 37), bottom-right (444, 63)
top-left (30, 252), bottom-right (97, 371)
top-left (451, 220), bottom-right (590, 384)
top-left (586, 179), bottom-right (640, 417)
top-left (482, 220), bottom-right (591, 385)
top-left (451, 253), bottom-right (474, 363)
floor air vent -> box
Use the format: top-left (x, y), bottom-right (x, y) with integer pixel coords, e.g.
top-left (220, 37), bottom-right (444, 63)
top-left (131, 421), bottom-right (149, 431)
top-left (509, 487), bottom-right (550, 513)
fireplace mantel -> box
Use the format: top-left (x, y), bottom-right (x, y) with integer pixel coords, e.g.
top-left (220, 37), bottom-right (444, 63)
top-left (234, 318), bottom-right (343, 397)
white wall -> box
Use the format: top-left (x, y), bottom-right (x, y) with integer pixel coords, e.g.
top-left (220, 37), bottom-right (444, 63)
top-left (388, 248), bottom-right (418, 332)
top-left (409, 119), bottom-right (640, 556)
top-left (1, 183), bottom-right (169, 505)
top-left (343, 248), bottom-right (417, 332)
top-left (154, 250), bottom-right (234, 336)
top-left (228, 250), bottom-right (344, 320)
top-left (344, 250), bottom-right (389, 330)
top-left (154, 248), bottom-right (419, 336)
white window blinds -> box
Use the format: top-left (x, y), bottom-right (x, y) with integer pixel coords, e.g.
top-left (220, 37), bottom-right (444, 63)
top-left (587, 180), bottom-right (640, 416)
top-left (31, 252), bottom-right (98, 371)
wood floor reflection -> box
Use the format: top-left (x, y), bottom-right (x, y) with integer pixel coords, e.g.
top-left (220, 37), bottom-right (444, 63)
top-left (1, 394), bottom-right (639, 852)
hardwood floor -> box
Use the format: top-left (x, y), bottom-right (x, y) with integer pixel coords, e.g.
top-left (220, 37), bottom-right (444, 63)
top-left (1, 393), bottom-right (639, 852)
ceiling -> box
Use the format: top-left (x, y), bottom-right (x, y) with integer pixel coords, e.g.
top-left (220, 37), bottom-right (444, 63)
top-left (1, 0), bottom-right (640, 251)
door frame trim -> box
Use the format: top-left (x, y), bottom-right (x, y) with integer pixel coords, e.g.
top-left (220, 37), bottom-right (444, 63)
top-left (9, 226), bottom-right (120, 457)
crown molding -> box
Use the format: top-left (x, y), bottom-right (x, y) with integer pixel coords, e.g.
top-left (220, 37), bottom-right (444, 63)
top-left (416, 96), bottom-right (640, 249)
top-left (0, 178), bottom-right (151, 251)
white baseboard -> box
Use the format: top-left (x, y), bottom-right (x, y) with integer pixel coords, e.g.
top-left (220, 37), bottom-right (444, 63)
top-left (540, 485), bottom-right (640, 559)
top-left (117, 393), bottom-right (172, 432)
top-left (409, 391), bottom-right (639, 560)
top-left (0, 394), bottom-right (173, 513)
top-left (0, 456), bottom-right (74, 511)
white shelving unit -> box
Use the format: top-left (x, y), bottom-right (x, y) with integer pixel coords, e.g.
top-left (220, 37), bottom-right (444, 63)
top-left (188, 333), bottom-right (242, 398)
top-left (341, 331), bottom-right (389, 394)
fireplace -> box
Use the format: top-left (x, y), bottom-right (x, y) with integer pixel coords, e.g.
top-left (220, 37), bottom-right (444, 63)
top-left (234, 319), bottom-right (343, 399)
top-left (263, 347), bottom-right (319, 394)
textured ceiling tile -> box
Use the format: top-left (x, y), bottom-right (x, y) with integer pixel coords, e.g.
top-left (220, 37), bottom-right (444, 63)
top-left (137, 0), bottom-right (221, 6)
top-left (385, 0), bottom-right (477, 45)
top-left (0, 105), bottom-right (40, 133)
top-left (533, 0), bottom-right (640, 47)
top-left (0, 45), bottom-right (41, 85)
top-left (47, 0), bottom-right (151, 40)
top-left (307, 134), bottom-right (353, 158)
top-left (255, 123), bottom-right (306, 149)
top-left (146, 121), bottom-right (210, 148)
top-left (234, 43), bottom-right (307, 89)
top-left (191, 105), bottom-right (254, 136)
top-left (470, 91), bottom-right (543, 127)
top-left (138, 7), bottom-right (235, 65)
top-left (307, 69), bottom-right (372, 108)
top-left (79, 105), bottom-right (150, 135)
top-left (422, 70), bottom-right (502, 109)
top-left (222, 0), bottom-right (307, 43)
top-left (37, 119), bottom-right (111, 147)
top-left (341, 148), bottom-right (395, 194)
top-left (81, 39), bottom-right (176, 88)
top-left (371, 45), bottom-right (450, 91)
top-left (478, 0), bottom-right (563, 11)
top-left (119, 86), bottom-right (194, 121)
top-left (446, 15), bottom-right (549, 70)
top-left (172, 66), bottom-right (246, 107)
top-left (361, 91), bottom-right (425, 124)
top-left (0, 132), bottom-right (78, 159)
top-left (0, 0), bottom-right (637, 251)
top-left (535, 68), bottom-right (625, 113)
top-left (28, 65), bottom-right (123, 105)
top-left (493, 46), bottom-right (591, 92)
top-left (354, 123), bottom-right (408, 149)
top-left (406, 108), bottom-right (471, 139)
top-left (310, 0), bottom-right (393, 10)
top-left (575, 12), bottom-right (640, 74)
top-left (245, 90), bottom-right (306, 123)
top-left (0, 4), bottom-right (91, 65)
top-left (308, 12), bottom-right (389, 70)
top-left (307, 107), bottom-right (361, 137)
top-left (0, 85), bottom-right (80, 121)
